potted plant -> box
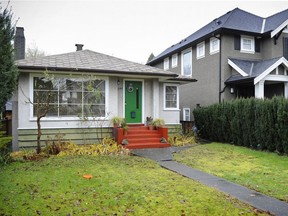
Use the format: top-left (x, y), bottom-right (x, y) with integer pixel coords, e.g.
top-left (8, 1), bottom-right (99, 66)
top-left (146, 116), bottom-right (154, 130)
top-left (152, 118), bottom-right (165, 129)
top-left (121, 119), bottom-right (128, 135)
top-left (110, 116), bottom-right (123, 128)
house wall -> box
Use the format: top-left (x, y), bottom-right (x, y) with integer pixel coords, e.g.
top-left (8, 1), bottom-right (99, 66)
top-left (16, 72), bottom-right (179, 148)
top-left (262, 32), bottom-right (288, 60)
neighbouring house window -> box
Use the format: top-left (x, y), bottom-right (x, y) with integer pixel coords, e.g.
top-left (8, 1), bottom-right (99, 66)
top-left (210, 38), bottom-right (220, 54)
top-left (183, 108), bottom-right (190, 121)
top-left (164, 84), bottom-right (179, 110)
top-left (164, 57), bottom-right (169, 70)
top-left (172, 54), bottom-right (178, 68)
top-left (33, 76), bottom-right (106, 118)
top-left (197, 42), bottom-right (205, 59)
top-left (181, 48), bottom-right (192, 76)
top-left (241, 36), bottom-right (255, 53)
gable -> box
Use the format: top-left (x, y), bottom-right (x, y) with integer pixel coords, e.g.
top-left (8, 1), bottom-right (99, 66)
top-left (227, 57), bottom-right (288, 85)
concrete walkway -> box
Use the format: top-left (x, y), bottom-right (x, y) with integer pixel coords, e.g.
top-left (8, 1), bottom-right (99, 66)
top-left (131, 147), bottom-right (288, 216)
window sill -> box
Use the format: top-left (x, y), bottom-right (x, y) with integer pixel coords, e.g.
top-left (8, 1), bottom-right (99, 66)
top-left (240, 50), bottom-right (255, 54)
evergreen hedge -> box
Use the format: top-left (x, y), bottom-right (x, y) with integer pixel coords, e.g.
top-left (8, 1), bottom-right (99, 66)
top-left (193, 97), bottom-right (288, 154)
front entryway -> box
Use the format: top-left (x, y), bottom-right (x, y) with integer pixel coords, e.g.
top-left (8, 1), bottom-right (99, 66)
top-left (124, 81), bottom-right (142, 123)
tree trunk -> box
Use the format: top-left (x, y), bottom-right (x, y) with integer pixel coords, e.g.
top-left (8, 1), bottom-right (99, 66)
top-left (36, 115), bottom-right (42, 154)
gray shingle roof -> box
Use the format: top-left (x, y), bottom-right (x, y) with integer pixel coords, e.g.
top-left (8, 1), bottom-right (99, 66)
top-left (225, 57), bottom-right (282, 83)
top-left (16, 49), bottom-right (178, 78)
top-left (148, 8), bottom-right (288, 65)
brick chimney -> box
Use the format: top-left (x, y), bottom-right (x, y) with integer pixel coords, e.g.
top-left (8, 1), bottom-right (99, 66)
top-left (75, 44), bottom-right (84, 51)
top-left (14, 27), bottom-right (25, 60)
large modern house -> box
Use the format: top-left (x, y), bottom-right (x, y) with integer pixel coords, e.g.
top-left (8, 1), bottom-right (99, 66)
top-left (147, 8), bottom-right (288, 121)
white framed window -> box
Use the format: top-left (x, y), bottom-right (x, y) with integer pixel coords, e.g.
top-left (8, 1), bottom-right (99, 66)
top-left (31, 75), bottom-right (107, 119)
top-left (164, 84), bottom-right (179, 110)
top-left (181, 48), bottom-right (192, 76)
top-left (164, 57), bottom-right (169, 70)
top-left (172, 54), bottom-right (178, 68)
top-left (197, 42), bottom-right (205, 59)
top-left (241, 35), bottom-right (255, 53)
top-left (210, 38), bottom-right (220, 54)
top-left (183, 108), bottom-right (190, 121)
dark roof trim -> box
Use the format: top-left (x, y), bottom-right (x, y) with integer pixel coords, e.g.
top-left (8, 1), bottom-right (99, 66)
top-left (17, 65), bottom-right (178, 78)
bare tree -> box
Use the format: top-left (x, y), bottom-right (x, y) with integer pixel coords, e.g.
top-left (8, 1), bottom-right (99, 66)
top-left (22, 71), bottom-right (105, 153)
top-left (25, 42), bottom-right (46, 58)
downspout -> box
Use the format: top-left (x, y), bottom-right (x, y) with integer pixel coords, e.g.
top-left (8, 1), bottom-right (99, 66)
top-left (213, 34), bottom-right (222, 103)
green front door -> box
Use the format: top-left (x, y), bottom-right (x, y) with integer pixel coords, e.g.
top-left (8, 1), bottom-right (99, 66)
top-left (125, 81), bottom-right (142, 123)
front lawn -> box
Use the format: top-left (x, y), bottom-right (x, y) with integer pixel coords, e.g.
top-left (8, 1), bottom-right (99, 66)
top-left (174, 143), bottom-right (288, 202)
top-left (0, 155), bottom-right (268, 215)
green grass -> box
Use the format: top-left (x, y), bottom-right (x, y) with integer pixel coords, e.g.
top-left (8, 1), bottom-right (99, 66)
top-left (0, 155), bottom-right (268, 215)
top-left (174, 143), bottom-right (288, 202)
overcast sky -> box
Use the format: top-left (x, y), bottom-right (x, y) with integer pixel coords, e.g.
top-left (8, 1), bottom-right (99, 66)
top-left (4, 0), bottom-right (288, 63)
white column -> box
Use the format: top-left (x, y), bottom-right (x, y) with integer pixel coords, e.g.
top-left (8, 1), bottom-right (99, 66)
top-left (255, 80), bottom-right (265, 99)
top-left (152, 79), bottom-right (159, 118)
top-left (285, 82), bottom-right (288, 99)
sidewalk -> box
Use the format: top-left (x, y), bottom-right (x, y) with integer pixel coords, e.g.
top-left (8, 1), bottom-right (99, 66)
top-left (131, 147), bottom-right (288, 216)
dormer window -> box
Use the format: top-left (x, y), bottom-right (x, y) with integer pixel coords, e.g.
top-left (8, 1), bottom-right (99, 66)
top-left (164, 57), bottom-right (169, 70)
top-left (241, 36), bottom-right (255, 53)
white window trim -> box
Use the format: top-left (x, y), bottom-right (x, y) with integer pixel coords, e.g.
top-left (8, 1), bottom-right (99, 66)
top-left (240, 35), bottom-right (255, 54)
top-left (172, 54), bottom-right (178, 68)
top-left (29, 73), bottom-right (109, 121)
top-left (183, 108), bottom-right (190, 121)
top-left (181, 48), bottom-right (192, 76)
top-left (164, 57), bottom-right (169, 70)
top-left (196, 42), bottom-right (205, 59)
top-left (210, 38), bottom-right (220, 55)
top-left (163, 83), bottom-right (179, 110)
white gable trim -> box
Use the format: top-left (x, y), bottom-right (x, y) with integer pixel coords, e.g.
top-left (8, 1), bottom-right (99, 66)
top-left (271, 19), bottom-right (288, 38)
top-left (228, 59), bottom-right (248, 77)
top-left (254, 57), bottom-right (288, 84)
top-left (261, 19), bottom-right (266, 33)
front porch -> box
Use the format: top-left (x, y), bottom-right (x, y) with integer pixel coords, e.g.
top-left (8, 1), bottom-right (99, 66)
top-left (114, 125), bottom-right (170, 149)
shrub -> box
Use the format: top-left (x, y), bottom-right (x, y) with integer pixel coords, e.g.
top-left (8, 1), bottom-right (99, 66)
top-left (0, 135), bottom-right (12, 165)
top-left (193, 97), bottom-right (288, 154)
top-left (168, 133), bottom-right (197, 147)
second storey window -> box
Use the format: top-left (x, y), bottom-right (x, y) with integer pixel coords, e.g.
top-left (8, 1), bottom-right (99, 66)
top-left (181, 48), bottom-right (192, 76)
top-left (172, 54), bottom-right (178, 68)
top-left (210, 38), bottom-right (220, 54)
top-left (164, 84), bottom-right (179, 110)
top-left (197, 42), bottom-right (205, 59)
top-left (241, 36), bottom-right (255, 53)
top-left (164, 57), bottom-right (169, 70)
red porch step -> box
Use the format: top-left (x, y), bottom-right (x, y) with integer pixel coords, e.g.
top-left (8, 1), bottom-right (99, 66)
top-left (115, 125), bottom-right (170, 149)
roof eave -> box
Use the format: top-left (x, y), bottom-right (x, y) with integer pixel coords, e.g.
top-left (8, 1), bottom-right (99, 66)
top-left (17, 65), bottom-right (178, 78)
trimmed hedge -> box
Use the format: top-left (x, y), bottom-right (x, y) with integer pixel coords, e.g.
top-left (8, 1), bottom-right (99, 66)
top-left (193, 97), bottom-right (288, 154)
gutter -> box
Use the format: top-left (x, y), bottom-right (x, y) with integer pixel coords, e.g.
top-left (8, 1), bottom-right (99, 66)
top-left (17, 65), bottom-right (178, 78)
top-left (213, 34), bottom-right (222, 103)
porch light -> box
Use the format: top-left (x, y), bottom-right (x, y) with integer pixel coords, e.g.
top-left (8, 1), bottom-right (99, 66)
top-left (230, 87), bottom-right (234, 94)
